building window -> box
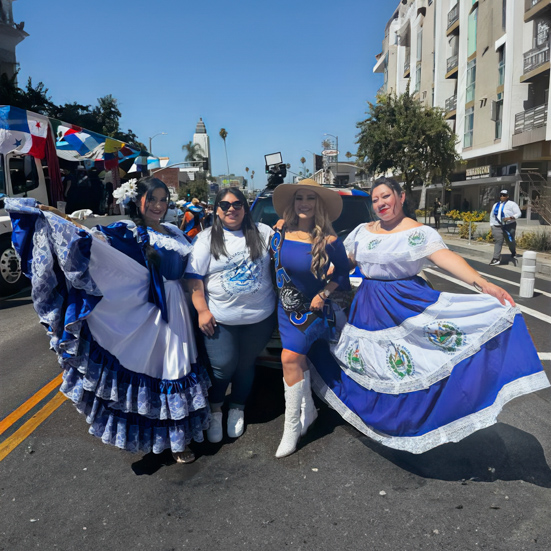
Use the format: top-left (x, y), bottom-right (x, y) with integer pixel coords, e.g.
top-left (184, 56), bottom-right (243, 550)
top-left (417, 28), bottom-right (423, 62)
top-left (415, 64), bottom-right (421, 93)
top-left (467, 7), bottom-right (478, 57)
top-left (535, 20), bottom-right (550, 47)
top-left (464, 107), bottom-right (474, 148)
top-left (498, 46), bottom-right (505, 87)
top-left (502, 0), bottom-right (506, 29)
top-left (495, 94), bottom-right (503, 139)
top-left (466, 59), bottom-right (476, 103)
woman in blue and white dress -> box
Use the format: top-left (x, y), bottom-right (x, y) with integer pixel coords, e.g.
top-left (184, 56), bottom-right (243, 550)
top-left (309, 178), bottom-right (550, 454)
top-left (5, 177), bottom-right (210, 464)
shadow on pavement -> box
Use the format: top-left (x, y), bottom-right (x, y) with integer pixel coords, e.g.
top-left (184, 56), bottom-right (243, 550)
top-left (0, 288), bottom-right (32, 309)
top-left (358, 422), bottom-right (551, 487)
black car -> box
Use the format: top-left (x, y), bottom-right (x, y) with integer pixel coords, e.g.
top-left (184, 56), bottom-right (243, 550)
top-left (250, 186), bottom-right (374, 240)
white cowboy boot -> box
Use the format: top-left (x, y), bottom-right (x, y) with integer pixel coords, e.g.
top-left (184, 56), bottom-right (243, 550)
top-left (275, 379), bottom-right (304, 458)
top-left (300, 370), bottom-right (318, 436)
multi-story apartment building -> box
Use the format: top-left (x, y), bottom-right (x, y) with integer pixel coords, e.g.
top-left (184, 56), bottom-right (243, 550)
top-left (374, 0), bottom-right (549, 222)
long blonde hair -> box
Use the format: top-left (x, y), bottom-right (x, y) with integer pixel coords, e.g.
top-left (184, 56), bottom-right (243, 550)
top-left (283, 191), bottom-right (336, 281)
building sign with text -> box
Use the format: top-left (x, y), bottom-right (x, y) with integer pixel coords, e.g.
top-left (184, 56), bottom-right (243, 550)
top-left (466, 165), bottom-right (491, 179)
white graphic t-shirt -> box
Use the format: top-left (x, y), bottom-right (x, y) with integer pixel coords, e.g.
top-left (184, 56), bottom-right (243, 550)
top-left (185, 223), bottom-right (276, 325)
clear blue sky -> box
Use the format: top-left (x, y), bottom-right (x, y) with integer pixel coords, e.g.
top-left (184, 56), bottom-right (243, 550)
top-left (15, 0), bottom-right (395, 190)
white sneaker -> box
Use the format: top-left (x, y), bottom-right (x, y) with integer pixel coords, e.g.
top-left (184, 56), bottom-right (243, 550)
top-left (227, 408), bottom-right (245, 438)
top-left (207, 411), bottom-right (223, 443)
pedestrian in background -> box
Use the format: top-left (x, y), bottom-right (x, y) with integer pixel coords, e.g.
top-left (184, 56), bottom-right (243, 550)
top-left (433, 198), bottom-right (442, 230)
top-left (181, 197), bottom-right (204, 240)
top-left (185, 187), bottom-right (276, 443)
top-left (489, 189), bottom-right (521, 266)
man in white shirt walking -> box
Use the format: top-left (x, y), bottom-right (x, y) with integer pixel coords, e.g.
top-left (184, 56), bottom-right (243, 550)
top-left (489, 189), bottom-right (522, 265)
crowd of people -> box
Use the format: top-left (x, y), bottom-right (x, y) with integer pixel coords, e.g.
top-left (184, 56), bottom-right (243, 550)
top-left (5, 175), bottom-right (548, 464)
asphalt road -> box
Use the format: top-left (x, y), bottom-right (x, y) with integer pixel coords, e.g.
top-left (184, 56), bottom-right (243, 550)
top-left (1, 259), bottom-right (551, 551)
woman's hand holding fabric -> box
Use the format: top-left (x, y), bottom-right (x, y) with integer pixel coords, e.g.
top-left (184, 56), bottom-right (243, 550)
top-left (477, 280), bottom-right (516, 307)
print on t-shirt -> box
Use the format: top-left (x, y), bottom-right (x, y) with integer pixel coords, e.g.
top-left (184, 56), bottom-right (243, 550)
top-left (221, 251), bottom-right (262, 295)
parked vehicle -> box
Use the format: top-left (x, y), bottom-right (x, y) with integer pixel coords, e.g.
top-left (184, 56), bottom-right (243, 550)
top-left (250, 185), bottom-right (374, 368)
top-left (0, 152), bottom-right (123, 296)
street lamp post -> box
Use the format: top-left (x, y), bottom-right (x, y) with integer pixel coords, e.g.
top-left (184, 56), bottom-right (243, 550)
top-left (324, 133), bottom-right (338, 185)
top-left (148, 132), bottom-right (167, 155)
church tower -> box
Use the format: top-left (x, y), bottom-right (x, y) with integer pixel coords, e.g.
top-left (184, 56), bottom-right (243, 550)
top-left (193, 118), bottom-right (211, 174)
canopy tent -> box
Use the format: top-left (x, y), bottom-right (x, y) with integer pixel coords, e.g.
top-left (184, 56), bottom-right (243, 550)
top-left (1, 105), bottom-right (160, 177)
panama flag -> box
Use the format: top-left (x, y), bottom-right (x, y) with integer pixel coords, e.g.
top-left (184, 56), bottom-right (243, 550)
top-left (0, 106), bottom-right (49, 158)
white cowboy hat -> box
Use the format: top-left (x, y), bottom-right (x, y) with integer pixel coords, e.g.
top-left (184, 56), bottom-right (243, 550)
top-left (272, 179), bottom-right (343, 222)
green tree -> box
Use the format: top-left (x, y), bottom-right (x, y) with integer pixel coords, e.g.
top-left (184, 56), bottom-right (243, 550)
top-left (92, 94), bottom-right (121, 136)
top-left (20, 77), bottom-right (56, 115)
top-left (182, 141), bottom-right (204, 163)
top-left (178, 174), bottom-right (209, 202)
top-left (0, 72), bottom-right (23, 107)
top-left (356, 88), bottom-right (461, 199)
top-left (219, 128), bottom-right (230, 175)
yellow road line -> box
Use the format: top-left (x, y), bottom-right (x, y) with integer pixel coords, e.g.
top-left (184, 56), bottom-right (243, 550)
top-left (0, 372), bottom-right (63, 436)
top-left (0, 392), bottom-right (67, 461)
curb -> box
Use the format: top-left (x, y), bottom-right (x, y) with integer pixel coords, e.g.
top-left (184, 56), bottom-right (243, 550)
top-left (444, 240), bottom-right (551, 277)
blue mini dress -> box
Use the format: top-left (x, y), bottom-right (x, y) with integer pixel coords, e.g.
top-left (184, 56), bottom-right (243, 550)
top-left (272, 232), bottom-right (351, 355)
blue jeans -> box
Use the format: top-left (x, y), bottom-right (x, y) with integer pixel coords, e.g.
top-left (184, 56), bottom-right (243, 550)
top-left (203, 311), bottom-right (277, 409)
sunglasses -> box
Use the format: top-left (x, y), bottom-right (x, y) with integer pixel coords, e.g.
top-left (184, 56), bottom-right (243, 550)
top-left (218, 200), bottom-right (244, 212)
top-left (500, 194), bottom-right (508, 197)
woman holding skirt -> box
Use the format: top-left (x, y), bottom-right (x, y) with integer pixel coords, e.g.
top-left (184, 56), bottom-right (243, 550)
top-left (309, 177), bottom-right (549, 454)
top-left (5, 177), bottom-right (210, 463)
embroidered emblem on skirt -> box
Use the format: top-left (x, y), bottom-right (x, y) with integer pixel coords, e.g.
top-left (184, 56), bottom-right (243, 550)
top-left (424, 321), bottom-right (466, 354)
top-left (386, 343), bottom-right (415, 379)
top-left (346, 345), bottom-right (367, 375)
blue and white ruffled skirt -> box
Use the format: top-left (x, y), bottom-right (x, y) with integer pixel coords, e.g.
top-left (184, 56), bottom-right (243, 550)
top-left (309, 275), bottom-right (549, 454)
top-left (7, 199), bottom-right (210, 454)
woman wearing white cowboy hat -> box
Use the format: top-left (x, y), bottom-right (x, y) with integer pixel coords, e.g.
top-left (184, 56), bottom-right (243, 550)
top-left (271, 179), bottom-right (351, 457)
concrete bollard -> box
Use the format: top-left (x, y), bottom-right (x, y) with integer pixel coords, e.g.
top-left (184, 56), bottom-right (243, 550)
top-left (519, 251), bottom-right (537, 298)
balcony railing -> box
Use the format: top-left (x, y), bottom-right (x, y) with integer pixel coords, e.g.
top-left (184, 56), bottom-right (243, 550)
top-left (447, 4), bottom-right (459, 29)
top-left (447, 53), bottom-right (459, 74)
top-left (514, 104), bottom-right (548, 134)
top-left (445, 94), bottom-right (457, 113)
top-left (523, 39), bottom-right (550, 73)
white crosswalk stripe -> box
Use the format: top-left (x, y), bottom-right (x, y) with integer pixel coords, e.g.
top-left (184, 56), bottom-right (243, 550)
top-left (424, 268), bottom-right (551, 325)
top-left (476, 270), bottom-right (551, 299)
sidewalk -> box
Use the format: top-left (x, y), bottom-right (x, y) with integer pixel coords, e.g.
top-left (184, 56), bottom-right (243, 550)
top-left (435, 224), bottom-right (551, 279)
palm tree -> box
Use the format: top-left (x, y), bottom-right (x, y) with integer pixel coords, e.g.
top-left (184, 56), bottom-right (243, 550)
top-left (182, 141), bottom-right (204, 163)
top-left (245, 167), bottom-right (249, 191)
top-left (300, 156), bottom-right (307, 175)
top-left (345, 151), bottom-right (353, 161)
top-left (251, 170), bottom-right (255, 189)
top-left (219, 128), bottom-right (230, 176)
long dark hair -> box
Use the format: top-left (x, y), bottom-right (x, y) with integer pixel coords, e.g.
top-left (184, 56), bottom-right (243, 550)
top-left (371, 177), bottom-right (415, 219)
top-left (210, 187), bottom-right (265, 261)
top-left (127, 176), bottom-right (170, 265)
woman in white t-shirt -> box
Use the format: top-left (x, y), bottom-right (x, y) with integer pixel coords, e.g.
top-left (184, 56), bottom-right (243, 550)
top-left (185, 187), bottom-right (276, 443)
